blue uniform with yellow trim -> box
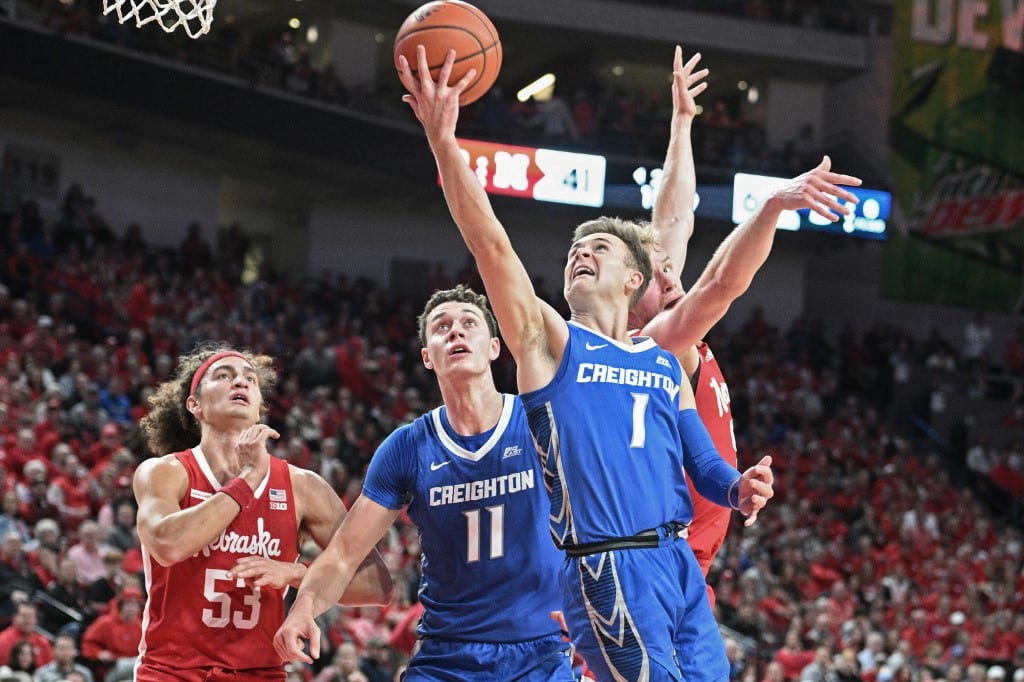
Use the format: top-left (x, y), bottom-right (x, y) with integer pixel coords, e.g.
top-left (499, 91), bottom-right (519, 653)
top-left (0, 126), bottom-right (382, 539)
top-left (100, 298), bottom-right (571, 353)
top-left (521, 322), bottom-right (738, 682)
top-left (361, 394), bottom-right (573, 681)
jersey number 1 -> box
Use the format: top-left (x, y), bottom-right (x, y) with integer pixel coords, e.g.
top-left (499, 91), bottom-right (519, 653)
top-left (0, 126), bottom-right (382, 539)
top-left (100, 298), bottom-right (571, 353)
top-left (630, 393), bottom-right (649, 448)
top-left (462, 505), bottom-right (505, 562)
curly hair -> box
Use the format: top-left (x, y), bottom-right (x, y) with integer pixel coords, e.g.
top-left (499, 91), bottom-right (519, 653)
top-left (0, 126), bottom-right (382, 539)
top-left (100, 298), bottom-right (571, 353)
top-left (417, 284), bottom-right (499, 346)
top-left (570, 216), bottom-right (653, 308)
top-left (138, 342), bottom-right (276, 456)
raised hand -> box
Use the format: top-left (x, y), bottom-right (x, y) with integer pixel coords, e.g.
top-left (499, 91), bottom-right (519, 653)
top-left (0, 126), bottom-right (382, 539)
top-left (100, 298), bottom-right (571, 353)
top-left (235, 423), bottom-right (278, 488)
top-left (397, 46), bottom-right (477, 148)
top-left (672, 45), bottom-right (709, 120)
top-left (772, 156), bottom-right (863, 222)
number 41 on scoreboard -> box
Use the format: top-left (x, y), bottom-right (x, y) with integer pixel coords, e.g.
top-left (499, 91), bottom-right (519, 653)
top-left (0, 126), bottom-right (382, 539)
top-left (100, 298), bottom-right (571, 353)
top-left (449, 138), bottom-right (607, 208)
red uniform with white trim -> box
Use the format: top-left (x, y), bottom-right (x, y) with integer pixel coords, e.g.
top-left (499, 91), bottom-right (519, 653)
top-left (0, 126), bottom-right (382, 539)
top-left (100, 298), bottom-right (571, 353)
top-left (624, 332), bottom-right (738, 580)
top-left (687, 342), bottom-right (737, 576)
top-left (135, 447), bottom-right (298, 681)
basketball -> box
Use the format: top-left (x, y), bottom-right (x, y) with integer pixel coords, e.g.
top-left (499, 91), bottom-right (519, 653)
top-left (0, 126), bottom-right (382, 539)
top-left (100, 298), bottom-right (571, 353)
top-left (394, 0), bottom-right (502, 107)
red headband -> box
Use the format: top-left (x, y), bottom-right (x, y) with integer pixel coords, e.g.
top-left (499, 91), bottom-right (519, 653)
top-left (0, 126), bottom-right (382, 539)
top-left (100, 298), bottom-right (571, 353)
top-left (189, 351), bottom-right (251, 396)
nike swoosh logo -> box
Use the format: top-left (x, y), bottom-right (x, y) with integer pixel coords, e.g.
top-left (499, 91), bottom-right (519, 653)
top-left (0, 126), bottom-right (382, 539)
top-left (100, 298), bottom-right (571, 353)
top-left (585, 342), bottom-right (608, 350)
top-left (430, 461), bottom-right (452, 471)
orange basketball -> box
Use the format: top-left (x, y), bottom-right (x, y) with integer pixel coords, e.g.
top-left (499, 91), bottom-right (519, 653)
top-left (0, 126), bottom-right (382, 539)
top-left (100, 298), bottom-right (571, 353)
top-left (394, 0), bottom-right (502, 107)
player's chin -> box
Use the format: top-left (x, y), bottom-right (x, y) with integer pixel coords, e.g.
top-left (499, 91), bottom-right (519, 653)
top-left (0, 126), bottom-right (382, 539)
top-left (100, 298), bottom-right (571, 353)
top-left (446, 353), bottom-right (477, 367)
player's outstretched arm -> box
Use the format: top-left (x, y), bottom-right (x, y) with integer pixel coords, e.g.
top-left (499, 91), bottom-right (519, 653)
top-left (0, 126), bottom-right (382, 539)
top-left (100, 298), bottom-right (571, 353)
top-left (650, 45), bottom-right (707, 270)
top-left (229, 468), bottom-right (394, 606)
top-left (398, 46), bottom-right (565, 391)
top-left (646, 156), bottom-right (862, 355)
top-left (274, 494), bottom-right (400, 664)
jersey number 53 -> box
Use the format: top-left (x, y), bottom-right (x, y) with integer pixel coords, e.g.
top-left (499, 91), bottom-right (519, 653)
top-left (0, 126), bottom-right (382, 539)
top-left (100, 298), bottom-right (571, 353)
top-left (202, 568), bottom-right (261, 630)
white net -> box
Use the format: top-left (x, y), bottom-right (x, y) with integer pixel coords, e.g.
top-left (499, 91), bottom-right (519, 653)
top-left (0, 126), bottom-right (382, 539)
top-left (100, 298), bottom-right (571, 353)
top-left (101, 0), bottom-right (216, 39)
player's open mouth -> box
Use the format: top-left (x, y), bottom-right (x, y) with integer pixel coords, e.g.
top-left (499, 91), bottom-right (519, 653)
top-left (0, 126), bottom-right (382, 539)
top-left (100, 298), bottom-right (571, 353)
top-left (449, 345), bottom-right (470, 355)
top-left (230, 393), bottom-right (249, 405)
top-left (572, 266), bottom-right (594, 279)
top-left (664, 296), bottom-right (682, 310)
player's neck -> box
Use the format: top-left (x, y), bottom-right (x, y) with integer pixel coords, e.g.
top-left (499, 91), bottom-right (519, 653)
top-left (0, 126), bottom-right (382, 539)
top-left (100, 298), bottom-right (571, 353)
top-left (198, 429), bottom-right (246, 480)
top-left (438, 377), bottom-right (503, 436)
top-left (570, 306), bottom-right (630, 342)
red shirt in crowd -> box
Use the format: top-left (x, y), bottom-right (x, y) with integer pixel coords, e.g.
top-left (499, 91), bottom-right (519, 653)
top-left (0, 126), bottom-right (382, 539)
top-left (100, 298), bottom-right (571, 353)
top-left (0, 624), bottom-right (54, 667)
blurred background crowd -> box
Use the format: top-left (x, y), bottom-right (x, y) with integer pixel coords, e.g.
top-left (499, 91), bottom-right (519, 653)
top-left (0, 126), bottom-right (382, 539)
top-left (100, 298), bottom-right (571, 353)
top-left (1, 0), bottom-right (1023, 680)
top-left (0, 175), bottom-right (1021, 681)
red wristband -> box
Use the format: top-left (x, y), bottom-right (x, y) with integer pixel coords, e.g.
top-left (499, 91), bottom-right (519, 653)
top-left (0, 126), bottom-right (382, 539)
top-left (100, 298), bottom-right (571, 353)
top-left (219, 477), bottom-right (255, 511)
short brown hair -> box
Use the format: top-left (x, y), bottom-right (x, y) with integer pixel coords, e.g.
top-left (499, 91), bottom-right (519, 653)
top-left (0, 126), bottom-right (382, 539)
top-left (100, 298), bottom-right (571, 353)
top-left (417, 285), bottom-right (499, 346)
top-left (571, 216), bottom-right (653, 308)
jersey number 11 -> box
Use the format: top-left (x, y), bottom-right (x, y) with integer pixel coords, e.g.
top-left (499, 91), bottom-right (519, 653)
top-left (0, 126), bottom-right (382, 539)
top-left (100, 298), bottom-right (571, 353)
top-left (462, 504), bottom-right (505, 563)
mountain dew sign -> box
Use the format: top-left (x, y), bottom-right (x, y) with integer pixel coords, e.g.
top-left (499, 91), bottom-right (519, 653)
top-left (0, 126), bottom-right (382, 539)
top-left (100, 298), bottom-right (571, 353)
top-left (890, 1), bottom-right (1024, 281)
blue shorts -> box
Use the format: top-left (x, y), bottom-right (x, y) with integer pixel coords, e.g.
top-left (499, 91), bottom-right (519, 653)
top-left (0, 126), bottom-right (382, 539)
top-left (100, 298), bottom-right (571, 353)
top-left (561, 535), bottom-right (728, 682)
top-left (403, 633), bottom-right (575, 682)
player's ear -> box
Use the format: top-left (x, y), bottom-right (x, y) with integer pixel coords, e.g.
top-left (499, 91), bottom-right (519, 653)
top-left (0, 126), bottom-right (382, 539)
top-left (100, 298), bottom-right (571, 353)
top-left (421, 347), bottom-right (434, 371)
top-left (626, 269), bottom-right (644, 295)
top-left (186, 393), bottom-right (201, 417)
top-left (489, 336), bottom-right (501, 362)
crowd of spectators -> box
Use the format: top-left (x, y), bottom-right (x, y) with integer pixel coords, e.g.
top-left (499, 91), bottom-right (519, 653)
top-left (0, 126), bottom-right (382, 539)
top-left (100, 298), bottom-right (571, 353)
top-left (701, 311), bottom-right (1024, 681)
top-left (1, 164), bottom-right (1022, 682)
top-left (2, 0), bottom-right (874, 185)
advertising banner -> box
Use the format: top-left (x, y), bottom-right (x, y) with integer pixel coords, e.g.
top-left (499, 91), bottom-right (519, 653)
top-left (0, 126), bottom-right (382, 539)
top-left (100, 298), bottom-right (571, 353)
top-left (889, 1), bottom-right (1023, 308)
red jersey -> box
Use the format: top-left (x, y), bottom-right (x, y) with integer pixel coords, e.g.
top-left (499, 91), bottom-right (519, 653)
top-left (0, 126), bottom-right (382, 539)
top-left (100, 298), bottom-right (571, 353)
top-left (82, 611), bottom-right (143, 659)
top-left (687, 342), bottom-right (737, 576)
top-left (137, 448), bottom-right (299, 679)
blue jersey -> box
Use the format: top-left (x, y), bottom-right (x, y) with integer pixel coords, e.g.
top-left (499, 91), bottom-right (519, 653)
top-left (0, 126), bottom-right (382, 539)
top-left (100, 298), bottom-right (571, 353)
top-left (362, 394), bottom-right (564, 643)
top-left (522, 322), bottom-right (692, 547)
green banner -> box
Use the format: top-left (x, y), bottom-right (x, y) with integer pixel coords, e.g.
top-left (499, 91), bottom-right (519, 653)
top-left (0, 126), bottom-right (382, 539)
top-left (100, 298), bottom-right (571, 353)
top-left (889, 1), bottom-right (1024, 307)
top-left (883, 234), bottom-right (1022, 311)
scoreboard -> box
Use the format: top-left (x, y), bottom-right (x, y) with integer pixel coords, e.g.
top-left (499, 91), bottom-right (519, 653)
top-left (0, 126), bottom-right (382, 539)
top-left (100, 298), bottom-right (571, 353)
top-left (732, 172), bottom-right (890, 240)
top-left (446, 138), bottom-right (606, 208)
top-left (451, 137), bottom-right (890, 240)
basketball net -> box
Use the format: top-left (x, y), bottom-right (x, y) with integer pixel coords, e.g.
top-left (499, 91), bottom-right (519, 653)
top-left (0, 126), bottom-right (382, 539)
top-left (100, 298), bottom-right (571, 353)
top-left (101, 0), bottom-right (216, 39)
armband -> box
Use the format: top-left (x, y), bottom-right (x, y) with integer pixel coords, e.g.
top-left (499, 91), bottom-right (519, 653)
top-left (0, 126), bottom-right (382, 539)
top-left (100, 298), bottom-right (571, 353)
top-left (218, 477), bottom-right (255, 512)
top-left (727, 478), bottom-right (741, 511)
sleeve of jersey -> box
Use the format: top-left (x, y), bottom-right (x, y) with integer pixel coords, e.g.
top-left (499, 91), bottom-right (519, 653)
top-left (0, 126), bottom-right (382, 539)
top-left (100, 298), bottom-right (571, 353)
top-left (677, 408), bottom-right (740, 509)
top-left (361, 426), bottom-right (415, 511)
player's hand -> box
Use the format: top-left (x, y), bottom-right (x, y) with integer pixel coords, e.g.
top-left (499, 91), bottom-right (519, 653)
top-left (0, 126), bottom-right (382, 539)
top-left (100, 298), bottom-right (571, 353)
top-left (236, 424), bottom-right (278, 489)
top-left (274, 605), bottom-right (321, 664)
top-left (550, 610), bottom-right (592, 674)
top-left (771, 156), bottom-right (863, 222)
top-left (397, 46), bottom-right (475, 144)
top-left (737, 455), bottom-right (774, 526)
top-left (228, 556), bottom-right (304, 590)
top-left (549, 610), bottom-right (570, 640)
top-left (672, 45), bottom-right (708, 120)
